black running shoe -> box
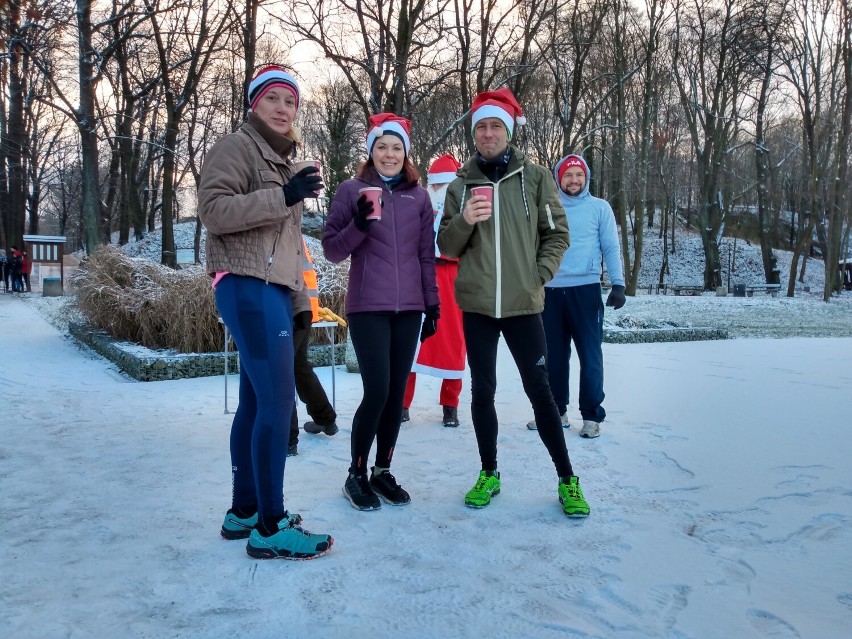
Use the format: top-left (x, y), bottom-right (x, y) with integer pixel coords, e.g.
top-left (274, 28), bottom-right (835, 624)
top-left (303, 421), bottom-right (339, 436)
top-left (287, 442), bottom-right (298, 457)
top-left (401, 407), bottom-right (410, 422)
top-left (343, 473), bottom-right (381, 511)
top-left (442, 405), bottom-right (460, 427)
top-left (370, 468), bottom-right (411, 505)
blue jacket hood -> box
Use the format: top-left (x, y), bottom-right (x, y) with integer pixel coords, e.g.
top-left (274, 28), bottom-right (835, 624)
top-left (553, 154), bottom-right (591, 204)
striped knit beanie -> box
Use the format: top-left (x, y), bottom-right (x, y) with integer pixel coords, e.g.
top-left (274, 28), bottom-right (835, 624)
top-left (247, 66), bottom-right (300, 111)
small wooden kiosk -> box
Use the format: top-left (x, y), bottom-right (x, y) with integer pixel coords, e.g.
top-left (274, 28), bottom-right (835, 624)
top-left (23, 235), bottom-right (67, 295)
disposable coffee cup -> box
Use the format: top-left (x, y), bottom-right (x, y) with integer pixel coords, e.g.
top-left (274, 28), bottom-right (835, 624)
top-left (359, 187), bottom-right (383, 220)
top-left (294, 159), bottom-right (322, 173)
top-left (471, 185), bottom-right (493, 205)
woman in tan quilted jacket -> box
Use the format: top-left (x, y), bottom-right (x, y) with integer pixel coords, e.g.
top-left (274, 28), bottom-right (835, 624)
top-left (198, 66), bottom-right (332, 560)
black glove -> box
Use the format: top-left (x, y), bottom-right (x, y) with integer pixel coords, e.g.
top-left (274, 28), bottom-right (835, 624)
top-left (606, 285), bottom-right (626, 310)
top-left (282, 167), bottom-right (323, 207)
top-left (353, 194), bottom-right (376, 232)
top-left (293, 310), bottom-right (313, 331)
top-left (420, 305), bottom-right (440, 342)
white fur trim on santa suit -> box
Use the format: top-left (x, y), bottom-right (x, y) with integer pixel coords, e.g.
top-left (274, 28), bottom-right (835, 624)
top-left (411, 261), bottom-right (466, 378)
top-left (366, 121), bottom-right (410, 155)
top-left (427, 172), bottom-right (457, 185)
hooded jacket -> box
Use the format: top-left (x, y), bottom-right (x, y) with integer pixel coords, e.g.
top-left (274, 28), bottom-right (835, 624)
top-left (437, 146), bottom-right (569, 318)
top-left (197, 120), bottom-right (304, 291)
top-left (548, 154), bottom-right (624, 289)
top-left (322, 168), bottom-right (439, 314)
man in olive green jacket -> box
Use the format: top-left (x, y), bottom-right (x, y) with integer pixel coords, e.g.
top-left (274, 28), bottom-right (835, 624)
top-left (437, 88), bottom-right (590, 517)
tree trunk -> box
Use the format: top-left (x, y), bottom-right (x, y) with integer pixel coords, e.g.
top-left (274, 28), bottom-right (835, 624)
top-left (6, 32), bottom-right (27, 249)
top-left (77, 0), bottom-right (103, 253)
top-left (159, 120), bottom-right (178, 268)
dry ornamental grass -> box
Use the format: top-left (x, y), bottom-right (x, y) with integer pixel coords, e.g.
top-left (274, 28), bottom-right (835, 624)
top-left (70, 240), bottom-right (351, 353)
top-left (70, 245), bottom-right (223, 353)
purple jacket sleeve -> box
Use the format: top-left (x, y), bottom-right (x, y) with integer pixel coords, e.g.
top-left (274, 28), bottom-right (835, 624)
top-left (322, 181), bottom-right (369, 263)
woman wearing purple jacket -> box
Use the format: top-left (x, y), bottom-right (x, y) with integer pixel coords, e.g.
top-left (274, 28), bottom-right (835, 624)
top-left (323, 113), bottom-right (439, 511)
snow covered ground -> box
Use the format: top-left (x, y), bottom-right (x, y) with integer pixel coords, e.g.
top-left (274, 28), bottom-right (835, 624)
top-left (2, 290), bottom-right (851, 638)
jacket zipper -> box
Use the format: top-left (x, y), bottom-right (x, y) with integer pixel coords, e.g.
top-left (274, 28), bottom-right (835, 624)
top-left (265, 225), bottom-right (283, 284)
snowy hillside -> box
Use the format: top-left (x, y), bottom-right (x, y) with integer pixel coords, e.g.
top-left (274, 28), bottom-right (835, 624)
top-left (119, 220), bottom-right (829, 294)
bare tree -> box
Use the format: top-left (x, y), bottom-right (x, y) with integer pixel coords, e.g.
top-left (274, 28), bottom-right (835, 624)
top-left (671, 0), bottom-right (755, 289)
top-left (143, 0), bottom-right (237, 267)
top-left (780, 0), bottom-right (851, 299)
top-left (749, 0), bottom-right (789, 285)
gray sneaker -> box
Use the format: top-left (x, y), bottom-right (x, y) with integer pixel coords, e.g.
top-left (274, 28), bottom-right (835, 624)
top-left (579, 420), bottom-right (600, 438)
top-left (526, 412), bottom-right (571, 430)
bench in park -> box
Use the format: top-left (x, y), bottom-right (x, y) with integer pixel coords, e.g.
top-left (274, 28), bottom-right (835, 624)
top-left (670, 285), bottom-right (704, 296)
top-left (745, 283), bottom-right (781, 297)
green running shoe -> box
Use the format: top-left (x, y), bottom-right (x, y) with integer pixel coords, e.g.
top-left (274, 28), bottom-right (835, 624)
top-left (465, 470), bottom-right (501, 508)
top-left (246, 511), bottom-right (333, 560)
top-left (221, 509), bottom-right (258, 540)
top-left (559, 476), bottom-right (590, 518)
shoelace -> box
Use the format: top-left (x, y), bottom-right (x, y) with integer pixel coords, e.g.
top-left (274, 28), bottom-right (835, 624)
top-left (282, 511), bottom-right (303, 527)
top-left (563, 482), bottom-right (582, 499)
top-left (380, 472), bottom-right (400, 490)
top-left (473, 476), bottom-right (490, 492)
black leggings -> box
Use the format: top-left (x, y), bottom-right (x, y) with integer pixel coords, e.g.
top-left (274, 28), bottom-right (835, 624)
top-left (348, 311), bottom-right (422, 474)
top-left (463, 312), bottom-right (574, 477)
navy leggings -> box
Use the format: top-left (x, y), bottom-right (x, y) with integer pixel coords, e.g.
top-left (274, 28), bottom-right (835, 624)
top-left (348, 311), bottom-right (421, 474)
top-left (463, 312), bottom-right (574, 477)
top-left (216, 275), bottom-right (295, 519)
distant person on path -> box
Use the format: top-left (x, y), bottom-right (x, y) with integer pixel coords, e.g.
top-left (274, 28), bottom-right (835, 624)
top-left (21, 250), bottom-right (32, 292)
top-left (525, 154), bottom-right (625, 439)
top-left (402, 154), bottom-right (466, 428)
top-left (437, 88), bottom-right (590, 517)
top-left (0, 249), bottom-right (9, 293)
top-left (288, 236), bottom-right (338, 457)
top-left (10, 246), bottom-right (23, 293)
top-left (323, 113), bottom-right (439, 511)
top-left (198, 65), bottom-right (332, 560)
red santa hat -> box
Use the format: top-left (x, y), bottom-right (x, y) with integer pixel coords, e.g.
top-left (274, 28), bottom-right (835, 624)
top-left (470, 88), bottom-right (527, 137)
top-left (427, 154), bottom-right (461, 185)
top-left (247, 65), bottom-right (300, 111)
top-left (557, 155), bottom-right (588, 183)
top-left (366, 113), bottom-right (412, 156)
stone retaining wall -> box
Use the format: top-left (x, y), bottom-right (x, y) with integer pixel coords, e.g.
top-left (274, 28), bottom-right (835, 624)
top-left (603, 327), bottom-right (728, 344)
top-left (69, 323), bottom-right (344, 382)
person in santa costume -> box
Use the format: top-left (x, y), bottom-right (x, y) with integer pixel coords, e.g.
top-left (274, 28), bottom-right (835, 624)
top-left (402, 154), bottom-right (466, 428)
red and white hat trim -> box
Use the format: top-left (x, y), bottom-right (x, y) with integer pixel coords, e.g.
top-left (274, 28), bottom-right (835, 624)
top-left (366, 114), bottom-right (412, 155)
top-left (470, 88), bottom-right (527, 136)
top-left (427, 154), bottom-right (461, 185)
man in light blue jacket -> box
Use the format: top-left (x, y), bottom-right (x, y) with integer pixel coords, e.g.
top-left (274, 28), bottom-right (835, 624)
top-left (527, 154), bottom-right (625, 438)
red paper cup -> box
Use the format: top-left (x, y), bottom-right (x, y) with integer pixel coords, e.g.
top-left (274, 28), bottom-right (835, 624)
top-left (359, 187), bottom-right (383, 220)
top-left (471, 185), bottom-right (493, 205)
top-left (294, 159), bottom-right (322, 173)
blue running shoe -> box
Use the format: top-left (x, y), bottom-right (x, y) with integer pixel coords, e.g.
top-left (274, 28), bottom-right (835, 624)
top-left (221, 509), bottom-right (258, 540)
top-left (246, 512), bottom-right (333, 560)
